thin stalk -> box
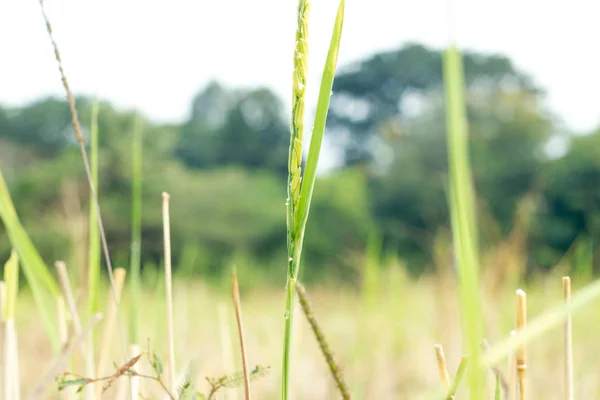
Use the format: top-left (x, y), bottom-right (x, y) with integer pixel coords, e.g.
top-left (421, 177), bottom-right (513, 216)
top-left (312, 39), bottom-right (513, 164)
top-left (516, 289), bottom-right (527, 400)
top-left (162, 192), bottom-right (176, 394)
top-left (434, 344), bottom-right (451, 394)
top-left (232, 270), bottom-right (251, 400)
top-left (86, 97), bottom-right (101, 399)
top-left (57, 296), bottom-right (74, 400)
top-left (563, 277), bottom-right (573, 400)
top-left (282, 0), bottom-right (310, 393)
top-left (281, 1), bottom-right (345, 398)
top-left (96, 268), bottom-right (127, 398)
top-left (56, 261), bottom-right (82, 334)
top-left (130, 115), bottom-right (143, 345)
top-left (443, 43), bottom-right (484, 398)
top-left (37, 0), bottom-right (129, 368)
top-left (296, 282), bottom-right (350, 400)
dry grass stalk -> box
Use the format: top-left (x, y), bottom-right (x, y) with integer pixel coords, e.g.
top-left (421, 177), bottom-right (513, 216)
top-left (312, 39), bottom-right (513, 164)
top-left (11, 322), bottom-right (20, 400)
top-left (232, 269), bottom-right (252, 400)
top-left (3, 318), bottom-right (14, 400)
top-left (434, 344), bottom-right (451, 390)
top-left (563, 276), bottom-right (573, 400)
top-left (516, 289), bottom-right (527, 400)
top-left (36, 0), bottom-right (129, 367)
top-left (57, 296), bottom-right (74, 400)
top-left (56, 260), bottom-right (94, 398)
top-left (162, 192), bottom-right (177, 394)
top-left (96, 268), bottom-right (127, 398)
top-left (55, 262), bottom-right (82, 334)
top-left (32, 313), bottom-right (103, 399)
top-left (296, 282), bottom-right (351, 400)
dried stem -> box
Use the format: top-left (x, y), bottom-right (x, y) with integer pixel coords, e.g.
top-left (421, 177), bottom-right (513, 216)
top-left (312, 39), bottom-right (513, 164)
top-left (96, 268), bottom-right (127, 398)
top-left (57, 296), bottom-right (74, 400)
top-left (434, 344), bottom-right (451, 390)
top-left (232, 269), bottom-right (251, 400)
top-left (563, 277), bottom-right (573, 400)
top-left (516, 289), bottom-right (527, 400)
top-left (296, 282), bottom-right (351, 400)
top-left (36, 0), bottom-right (129, 368)
top-left (162, 192), bottom-right (177, 394)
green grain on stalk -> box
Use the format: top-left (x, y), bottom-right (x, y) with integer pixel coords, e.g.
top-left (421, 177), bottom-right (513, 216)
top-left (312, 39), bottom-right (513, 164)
top-left (129, 115), bottom-right (143, 344)
top-left (0, 169), bottom-right (61, 352)
top-left (443, 45), bottom-right (484, 398)
top-left (281, 1), bottom-right (345, 398)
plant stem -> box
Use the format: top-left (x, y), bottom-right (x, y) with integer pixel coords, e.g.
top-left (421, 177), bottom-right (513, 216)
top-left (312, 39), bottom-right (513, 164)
top-left (162, 192), bottom-right (176, 394)
top-left (296, 282), bottom-right (351, 400)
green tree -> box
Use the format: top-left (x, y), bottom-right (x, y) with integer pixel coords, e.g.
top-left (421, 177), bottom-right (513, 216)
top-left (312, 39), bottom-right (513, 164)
top-left (327, 43), bottom-right (539, 165)
top-left (176, 82), bottom-right (289, 175)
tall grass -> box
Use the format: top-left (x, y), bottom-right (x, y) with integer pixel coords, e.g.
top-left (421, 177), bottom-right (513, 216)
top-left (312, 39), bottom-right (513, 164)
top-left (129, 115), bottom-right (143, 345)
top-left (443, 44), bottom-right (484, 398)
top-left (86, 98), bottom-right (101, 399)
top-left (281, 1), bottom-right (345, 398)
top-left (0, 169), bottom-right (61, 352)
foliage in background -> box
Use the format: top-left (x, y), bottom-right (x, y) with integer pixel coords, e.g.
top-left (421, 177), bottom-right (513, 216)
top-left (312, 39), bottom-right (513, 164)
top-left (1, 42), bottom-right (599, 283)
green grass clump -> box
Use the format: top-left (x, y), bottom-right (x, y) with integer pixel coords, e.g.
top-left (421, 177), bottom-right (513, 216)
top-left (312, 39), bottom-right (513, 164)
top-left (0, 168), bottom-right (60, 352)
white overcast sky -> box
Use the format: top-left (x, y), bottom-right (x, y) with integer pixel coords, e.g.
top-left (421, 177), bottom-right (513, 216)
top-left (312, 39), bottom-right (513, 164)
top-left (1, 0), bottom-right (599, 133)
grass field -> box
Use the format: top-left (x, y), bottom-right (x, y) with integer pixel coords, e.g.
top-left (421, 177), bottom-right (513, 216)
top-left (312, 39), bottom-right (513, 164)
top-left (3, 0), bottom-right (600, 399)
top-left (9, 265), bottom-right (599, 399)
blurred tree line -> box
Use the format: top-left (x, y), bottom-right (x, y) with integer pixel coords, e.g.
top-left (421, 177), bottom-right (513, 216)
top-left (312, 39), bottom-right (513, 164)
top-left (1, 43), bottom-right (598, 284)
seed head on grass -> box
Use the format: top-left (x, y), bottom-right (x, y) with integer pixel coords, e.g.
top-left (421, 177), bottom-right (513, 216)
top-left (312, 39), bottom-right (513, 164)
top-left (281, 1), bottom-right (345, 398)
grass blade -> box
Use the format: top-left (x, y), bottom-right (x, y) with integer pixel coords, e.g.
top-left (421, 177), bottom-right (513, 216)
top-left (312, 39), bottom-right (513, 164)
top-left (294, 0), bottom-right (345, 240)
top-left (87, 98), bottom-right (101, 317)
top-left (129, 115), bottom-right (143, 344)
top-left (86, 97), bottom-right (101, 399)
top-left (443, 44), bottom-right (484, 398)
top-left (0, 169), bottom-right (60, 352)
top-left (447, 356), bottom-right (468, 398)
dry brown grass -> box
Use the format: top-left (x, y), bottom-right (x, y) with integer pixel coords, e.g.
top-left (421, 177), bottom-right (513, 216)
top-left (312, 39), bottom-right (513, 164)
top-left (9, 267), bottom-right (600, 399)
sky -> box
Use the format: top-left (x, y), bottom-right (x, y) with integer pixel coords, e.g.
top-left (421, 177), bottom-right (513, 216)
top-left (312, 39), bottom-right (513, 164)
top-left (1, 0), bottom-right (599, 134)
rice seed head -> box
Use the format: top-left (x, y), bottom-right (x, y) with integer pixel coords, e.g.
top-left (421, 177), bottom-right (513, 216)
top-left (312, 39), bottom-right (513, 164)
top-left (289, 0), bottom-right (310, 231)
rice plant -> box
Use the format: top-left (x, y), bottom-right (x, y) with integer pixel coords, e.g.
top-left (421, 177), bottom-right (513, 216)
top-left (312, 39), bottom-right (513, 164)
top-left (281, 1), bottom-right (345, 398)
